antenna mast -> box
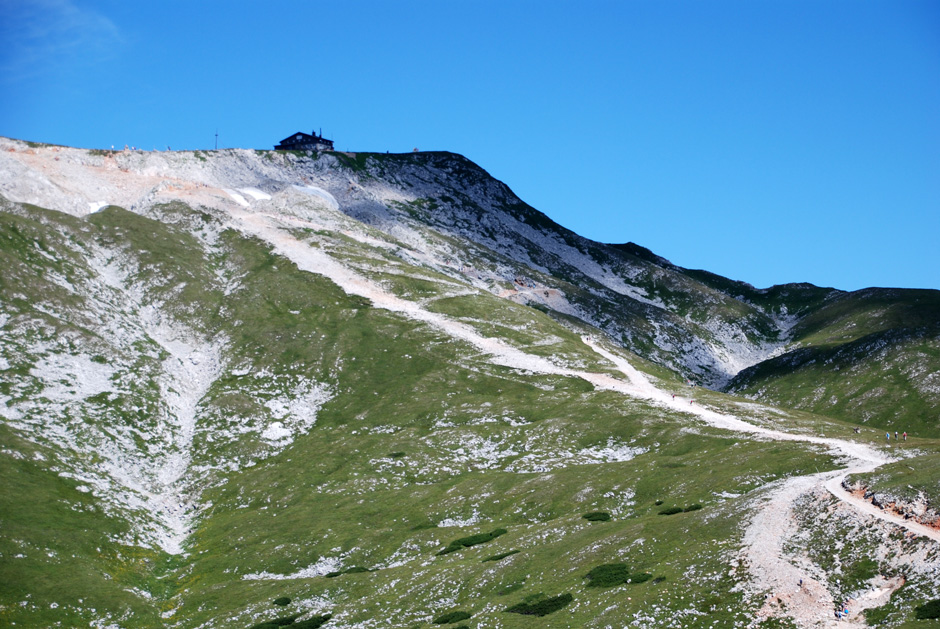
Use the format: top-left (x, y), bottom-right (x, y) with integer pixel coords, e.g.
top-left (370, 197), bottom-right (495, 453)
top-left (215, 129), bottom-right (219, 150)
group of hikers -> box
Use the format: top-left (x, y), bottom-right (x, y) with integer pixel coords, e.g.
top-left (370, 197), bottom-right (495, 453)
top-left (835, 599), bottom-right (851, 620)
top-left (886, 430), bottom-right (908, 442)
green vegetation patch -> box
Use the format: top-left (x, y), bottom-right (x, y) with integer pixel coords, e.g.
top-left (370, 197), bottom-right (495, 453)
top-left (295, 615), bottom-right (333, 629)
top-left (325, 566), bottom-right (373, 578)
top-left (272, 597), bottom-right (291, 606)
top-left (915, 599), bottom-right (940, 620)
top-left (582, 511), bottom-right (611, 522)
top-left (584, 563), bottom-right (654, 587)
top-left (433, 610), bottom-right (472, 624)
top-left (437, 528), bottom-right (507, 555)
top-left (505, 592), bottom-right (573, 617)
top-left (249, 613), bottom-right (301, 628)
top-left (657, 506), bottom-right (684, 516)
top-left (482, 550), bottom-right (519, 562)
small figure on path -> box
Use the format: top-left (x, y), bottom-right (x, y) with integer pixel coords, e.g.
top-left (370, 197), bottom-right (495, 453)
top-left (903, 431), bottom-right (907, 441)
top-left (895, 431), bottom-right (899, 440)
top-left (886, 431), bottom-right (891, 442)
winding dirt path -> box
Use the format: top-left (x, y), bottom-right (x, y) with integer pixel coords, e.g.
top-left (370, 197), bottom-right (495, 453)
top-left (6, 140), bottom-right (933, 623)
top-left (229, 209), bottom-right (940, 627)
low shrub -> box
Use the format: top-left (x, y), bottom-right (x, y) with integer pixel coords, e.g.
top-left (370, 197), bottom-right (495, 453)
top-left (438, 528), bottom-right (507, 555)
top-left (483, 550), bottom-right (519, 562)
top-left (344, 566), bottom-right (371, 574)
top-left (505, 593), bottom-right (573, 617)
top-left (654, 500), bottom-right (664, 505)
top-left (584, 564), bottom-right (654, 587)
top-left (249, 614), bottom-right (301, 628)
top-left (582, 511), bottom-right (611, 522)
top-left (585, 563), bottom-right (631, 587)
top-left (658, 506), bottom-right (684, 516)
top-left (683, 504), bottom-right (703, 512)
top-left (272, 597), bottom-right (291, 607)
top-left (433, 610), bottom-right (472, 624)
top-left (325, 566), bottom-right (372, 578)
top-left (916, 599), bottom-right (940, 620)
top-left (293, 614), bottom-right (332, 629)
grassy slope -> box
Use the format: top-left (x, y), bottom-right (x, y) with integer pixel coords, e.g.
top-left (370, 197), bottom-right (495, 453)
top-left (0, 198), bottom-right (842, 628)
top-left (1, 165), bottom-right (939, 628)
top-left (727, 289), bottom-right (940, 438)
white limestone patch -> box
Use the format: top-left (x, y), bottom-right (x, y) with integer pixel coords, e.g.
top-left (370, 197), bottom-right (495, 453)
top-left (242, 555), bottom-right (345, 581)
top-left (438, 509), bottom-right (483, 528)
top-left (30, 352), bottom-right (117, 402)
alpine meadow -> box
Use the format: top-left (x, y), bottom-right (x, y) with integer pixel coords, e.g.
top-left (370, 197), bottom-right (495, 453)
top-left (1, 137), bottom-right (938, 628)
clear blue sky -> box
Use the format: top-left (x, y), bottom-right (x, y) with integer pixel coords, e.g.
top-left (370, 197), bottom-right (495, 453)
top-left (2, 1), bottom-right (938, 291)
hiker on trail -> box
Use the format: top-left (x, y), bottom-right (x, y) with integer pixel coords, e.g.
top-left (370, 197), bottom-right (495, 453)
top-left (895, 431), bottom-right (899, 440)
top-left (903, 431), bottom-right (907, 441)
top-left (886, 432), bottom-right (891, 442)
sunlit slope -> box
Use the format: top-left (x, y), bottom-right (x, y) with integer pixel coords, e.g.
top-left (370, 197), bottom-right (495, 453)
top-left (0, 194), bottom-right (841, 627)
top-left (2, 140), bottom-right (939, 627)
top-left (727, 288), bottom-right (940, 438)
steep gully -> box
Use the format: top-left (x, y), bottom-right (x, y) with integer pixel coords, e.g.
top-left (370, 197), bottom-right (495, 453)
top-left (229, 206), bottom-right (939, 627)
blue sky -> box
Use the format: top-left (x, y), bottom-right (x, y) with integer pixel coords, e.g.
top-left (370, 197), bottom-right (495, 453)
top-left (2, 0), bottom-right (938, 291)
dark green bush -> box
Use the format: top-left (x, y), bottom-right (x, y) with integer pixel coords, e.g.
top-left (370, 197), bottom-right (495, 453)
top-left (389, 451), bottom-right (406, 458)
top-left (325, 566), bottom-right (372, 578)
top-left (344, 566), bottom-right (371, 574)
top-left (916, 599), bottom-right (940, 619)
top-left (249, 614), bottom-right (301, 628)
top-left (505, 593), bottom-right (573, 616)
top-left (483, 549), bottom-right (520, 562)
top-left (585, 563), bottom-right (631, 587)
top-left (438, 528), bottom-right (507, 555)
top-left (293, 614), bottom-right (332, 629)
top-left (683, 504), bottom-right (703, 512)
top-left (630, 572), bottom-right (653, 583)
top-left (272, 597), bottom-right (291, 606)
top-left (654, 500), bottom-right (664, 505)
top-left (658, 506), bottom-right (684, 515)
top-left (433, 610), bottom-right (472, 624)
top-left (582, 511), bottom-right (611, 522)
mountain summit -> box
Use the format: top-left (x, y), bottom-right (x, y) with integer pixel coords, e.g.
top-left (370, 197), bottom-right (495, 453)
top-left (1, 138), bottom-right (938, 627)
